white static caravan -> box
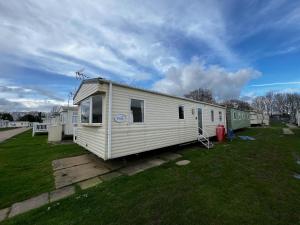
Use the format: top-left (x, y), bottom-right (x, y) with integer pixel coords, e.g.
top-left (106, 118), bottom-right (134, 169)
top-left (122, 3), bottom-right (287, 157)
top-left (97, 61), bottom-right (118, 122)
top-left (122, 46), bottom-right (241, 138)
top-left (249, 110), bottom-right (263, 126)
top-left (57, 106), bottom-right (78, 136)
top-left (296, 110), bottom-right (300, 126)
top-left (0, 120), bottom-right (9, 128)
top-left (73, 78), bottom-right (227, 160)
top-left (8, 121), bottom-right (32, 128)
top-left (262, 113), bottom-right (270, 126)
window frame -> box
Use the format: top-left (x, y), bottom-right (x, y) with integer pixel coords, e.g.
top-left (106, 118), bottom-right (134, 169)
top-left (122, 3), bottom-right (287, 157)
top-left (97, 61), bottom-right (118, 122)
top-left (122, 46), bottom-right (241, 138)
top-left (72, 111), bottom-right (78, 124)
top-left (130, 98), bottom-right (145, 124)
top-left (211, 110), bottom-right (214, 122)
top-left (219, 111), bottom-right (222, 122)
top-left (233, 112), bottom-right (237, 120)
top-left (178, 105), bottom-right (185, 120)
top-left (80, 99), bottom-right (91, 124)
top-left (80, 94), bottom-right (103, 125)
top-left (91, 95), bottom-right (103, 124)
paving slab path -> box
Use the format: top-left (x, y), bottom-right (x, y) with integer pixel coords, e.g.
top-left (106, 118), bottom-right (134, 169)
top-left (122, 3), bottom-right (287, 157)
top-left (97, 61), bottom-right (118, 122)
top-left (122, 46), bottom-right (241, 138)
top-left (0, 150), bottom-right (184, 221)
top-left (0, 127), bottom-right (30, 143)
top-left (283, 128), bottom-right (294, 135)
top-left (176, 160), bottom-right (191, 166)
top-left (50, 186), bottom-right (75, 202)
top-left (53, 154), bottom-right (125, 188)
top-left (9, 193), bottom-right (49, 218)
top-left (120, 158), bottom-right (166, 176)
top-left (0, 208), bottom-right (9, 222)
top-left (286, 123), bottom-right (297, 129)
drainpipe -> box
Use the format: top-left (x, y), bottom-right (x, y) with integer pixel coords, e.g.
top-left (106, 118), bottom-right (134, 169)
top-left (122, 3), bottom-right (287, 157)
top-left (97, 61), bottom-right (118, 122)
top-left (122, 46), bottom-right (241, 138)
top-left (107, 82), bottom-right (112, 159)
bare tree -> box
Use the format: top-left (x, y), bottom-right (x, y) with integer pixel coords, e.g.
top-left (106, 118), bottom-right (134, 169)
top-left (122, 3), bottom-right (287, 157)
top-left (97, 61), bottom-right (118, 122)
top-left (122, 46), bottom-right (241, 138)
top-left (252, 92), bottom-right (300, 123)
top-left (252, 96), bottom-right (265, 112)
top-left (265, 91), bottom-right (275, 115)
top-left (223, 99), bottom-right (252, 110)
top-left (184, 88), bottom-right (215, 104)
top-left (273, 93), bottom-right (287, 114)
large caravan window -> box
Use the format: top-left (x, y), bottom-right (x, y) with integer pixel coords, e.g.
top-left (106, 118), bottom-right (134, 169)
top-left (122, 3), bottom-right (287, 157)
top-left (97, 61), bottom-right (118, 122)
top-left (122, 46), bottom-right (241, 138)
top-left (81, 100), bottom-right (90, 123)
top-left (211, 110), bottom-right (214, 122)
top-left (219, 111), bottom-right (222, 122)
top-left (131, 99), bottom-right (144, 123)
top-left (80, 94), bottom-right (103, 124)
top-left (92, 95), bottom-right (102, 123)
top-left (179, 106), bottom-right (184, 119)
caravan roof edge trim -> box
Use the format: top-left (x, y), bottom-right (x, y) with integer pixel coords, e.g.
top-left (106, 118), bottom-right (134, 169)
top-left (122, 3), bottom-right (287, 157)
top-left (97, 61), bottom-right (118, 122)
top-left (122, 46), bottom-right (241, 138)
top-left (73, 78), bottom-right (226, 109)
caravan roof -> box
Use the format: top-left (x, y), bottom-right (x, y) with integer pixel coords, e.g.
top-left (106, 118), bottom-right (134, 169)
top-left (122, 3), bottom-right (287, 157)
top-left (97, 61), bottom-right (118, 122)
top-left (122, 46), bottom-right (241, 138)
top-left (73, 78), bottom-right (226, 109)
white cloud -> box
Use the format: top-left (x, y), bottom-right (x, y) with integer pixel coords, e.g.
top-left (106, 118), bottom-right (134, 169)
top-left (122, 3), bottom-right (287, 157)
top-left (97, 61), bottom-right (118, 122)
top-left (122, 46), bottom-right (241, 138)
top-left (153, 59), bottom-right (261, 100)
top-left (0, 0), bottom-right (240, 81)
top-left (251, 81), bottom-right (300, 87)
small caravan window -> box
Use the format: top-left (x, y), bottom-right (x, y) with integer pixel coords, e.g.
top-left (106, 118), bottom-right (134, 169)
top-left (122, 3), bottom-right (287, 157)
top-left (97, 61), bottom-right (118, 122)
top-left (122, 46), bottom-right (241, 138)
top-left (233, 112), bottom-right (237, 120)
top-left (211, 110), bottom-right (214, 122)
top-left (72, 112), bottom-right (78, 124)
top-left (219, 111), bottom-right (222, 122)
top-left (81, 100), bottom-right (90, 123)
top-left (179, 106), bottom-right (184, 119)
top-left (131, 99), bottom-right (144, 123)
top-left (92, 95), bottom-right (102, 123)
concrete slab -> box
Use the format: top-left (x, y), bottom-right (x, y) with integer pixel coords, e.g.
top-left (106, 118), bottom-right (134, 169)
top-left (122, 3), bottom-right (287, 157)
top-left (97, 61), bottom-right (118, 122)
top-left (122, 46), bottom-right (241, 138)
top-left (283, 128), bottom-right (294, 135)
top-left (147, 158), bottom-right (166, 166)
top-left (103, 160), bottom-right (125, 171)
top-left (100, 171), bottom-right (123, 181)
top-left (120, 158), bottom-right (166, 176)
top-left (54, 162), bottom-right (110, 188)
top-left (176, 160), bottom-right (191, 166)
top-left (0, 128), bottom-right (30, 143)
top-left (0, 207), bottom-right (9, 222)
top-left (159, 152), bottom-right (182, 161)
top-left (294, 173), bottom-right (300, 179)
top-left (52, 154), bottom-right (96, 171)
top-left (78, 177), bottom-right (102, 190)
top-left (50, 186), bottom-right (75, 202)
top-left (286, 123), bottom-right (297, 129)
top-left (9, 193), bottom-right (49, 218)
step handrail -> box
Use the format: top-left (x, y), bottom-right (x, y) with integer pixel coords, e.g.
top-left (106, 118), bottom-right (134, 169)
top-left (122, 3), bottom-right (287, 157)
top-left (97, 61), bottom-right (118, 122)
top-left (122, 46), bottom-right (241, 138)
top-left (198, 127), bottom-right (211, 149)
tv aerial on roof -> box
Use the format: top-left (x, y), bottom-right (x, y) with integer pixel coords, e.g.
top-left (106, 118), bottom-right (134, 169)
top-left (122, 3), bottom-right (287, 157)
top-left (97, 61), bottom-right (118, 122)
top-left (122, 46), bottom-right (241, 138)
top-left (75, 68), bottom-right (89, 80)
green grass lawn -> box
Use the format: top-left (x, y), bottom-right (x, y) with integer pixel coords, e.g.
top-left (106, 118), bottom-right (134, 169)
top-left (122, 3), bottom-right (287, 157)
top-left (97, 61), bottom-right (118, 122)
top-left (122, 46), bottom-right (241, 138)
top-left (0, 131), bottom-right (85, 209)
top-left (2, 126), bottom-right (300, 225)
top-left (0, 127), bottom-right (18, 132)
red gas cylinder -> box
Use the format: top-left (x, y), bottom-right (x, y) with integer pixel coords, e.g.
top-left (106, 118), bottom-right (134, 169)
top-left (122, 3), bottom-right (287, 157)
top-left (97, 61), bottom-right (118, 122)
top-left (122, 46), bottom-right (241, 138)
top-left (216, 125), bottom-right (225, 142)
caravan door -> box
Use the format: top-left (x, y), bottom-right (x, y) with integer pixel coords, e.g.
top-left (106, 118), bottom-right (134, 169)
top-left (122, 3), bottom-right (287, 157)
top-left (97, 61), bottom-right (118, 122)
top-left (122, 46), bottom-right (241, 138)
top-left (197, 108), bottom-right (203, 135)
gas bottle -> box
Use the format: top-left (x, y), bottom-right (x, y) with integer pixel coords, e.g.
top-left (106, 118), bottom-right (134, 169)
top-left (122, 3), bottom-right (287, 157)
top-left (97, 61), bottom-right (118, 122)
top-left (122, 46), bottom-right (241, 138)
top-left (216, 125), bottom-right (225, 142)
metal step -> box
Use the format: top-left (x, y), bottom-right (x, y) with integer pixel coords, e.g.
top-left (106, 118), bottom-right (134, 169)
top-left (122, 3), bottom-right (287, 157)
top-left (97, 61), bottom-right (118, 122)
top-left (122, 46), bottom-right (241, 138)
top-left (197, 128), bottom-right (213, 149)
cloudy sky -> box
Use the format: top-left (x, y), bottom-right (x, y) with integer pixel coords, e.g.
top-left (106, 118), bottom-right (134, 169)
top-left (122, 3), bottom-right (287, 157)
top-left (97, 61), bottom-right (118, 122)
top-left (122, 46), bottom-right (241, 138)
top-left (1, 0), bottom-right (300, 111)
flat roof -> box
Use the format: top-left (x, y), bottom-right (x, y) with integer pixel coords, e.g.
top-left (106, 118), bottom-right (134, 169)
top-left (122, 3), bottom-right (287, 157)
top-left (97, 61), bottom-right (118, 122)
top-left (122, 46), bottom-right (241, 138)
top-left (74, 78), bottom-right (226, 109)
top-left (226, 107), bottom-right (251, 113)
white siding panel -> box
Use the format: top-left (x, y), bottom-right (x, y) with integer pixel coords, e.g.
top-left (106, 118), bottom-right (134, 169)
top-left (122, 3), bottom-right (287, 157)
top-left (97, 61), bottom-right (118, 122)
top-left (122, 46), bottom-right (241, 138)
top-left (74, 83), bottom-right (109, 159)
top-left (110, 85), bottom-right (226, 159)
top-left (75, 127), bottom-right (106, 158)
top-left (201, 105), bottom-right (227, 137)
top-left (74, 83), bottom-right (101, 104)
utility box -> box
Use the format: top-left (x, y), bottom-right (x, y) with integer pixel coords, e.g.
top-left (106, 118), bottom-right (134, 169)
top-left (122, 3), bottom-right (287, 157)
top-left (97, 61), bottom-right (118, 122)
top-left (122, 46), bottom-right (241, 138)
top-left (48, 125), bottom-right (63, 142)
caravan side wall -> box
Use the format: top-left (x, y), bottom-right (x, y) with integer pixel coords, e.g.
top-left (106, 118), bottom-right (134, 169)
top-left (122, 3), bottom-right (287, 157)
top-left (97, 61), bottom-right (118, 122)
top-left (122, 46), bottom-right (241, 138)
top-left (226, 109), bottom-right (250, 130)
top-left (110, 85), bottom-right (226, 159)
top-left (297, 111), bottom-right (300, 126)
top-left (74, 83), bottom-right (109, 159)
top-left (250, 112), bottom-right (263, 125)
